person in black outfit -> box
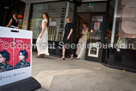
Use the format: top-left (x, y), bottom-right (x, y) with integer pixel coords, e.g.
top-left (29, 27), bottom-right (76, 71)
top-left (61, 17), bottom-right (74, 60)
top-left (6, 12), bottom-right (19, 28)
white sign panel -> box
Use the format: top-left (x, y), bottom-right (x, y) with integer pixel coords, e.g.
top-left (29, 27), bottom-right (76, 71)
top-left (0, 27), bottom-right (32, 86)
top-left (88, 43), bottom-right (100, 57)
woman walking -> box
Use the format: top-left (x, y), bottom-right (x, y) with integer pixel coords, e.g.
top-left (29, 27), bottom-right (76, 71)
top-left (61, 17), bottom-right (74, 60)
top-left (36, 13), bottom-right (50, 58)
top-left (76, 23), bottom-right (88, 59)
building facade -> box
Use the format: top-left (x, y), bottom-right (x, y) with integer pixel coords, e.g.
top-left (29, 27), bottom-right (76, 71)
top-left (20, 0), bottom-right (136, 72)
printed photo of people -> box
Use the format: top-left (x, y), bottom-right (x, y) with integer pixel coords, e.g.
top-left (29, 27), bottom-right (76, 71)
top-left (0, 38), bottom-right (31, 71)
top-left (14, 49), bottom-right (30, 69)
top-left (14, 38), bottom-right (31, 69)
top-left (0, 38), bottom-right (14, 73)
top-left (0, 50), bottom-right (13, 72)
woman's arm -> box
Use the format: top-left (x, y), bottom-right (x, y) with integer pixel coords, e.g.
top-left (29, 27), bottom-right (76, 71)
top-left (67, 29), bottom-right (73, 40)
top-left (39, 21), bottom-right (47, 38)
top-left (6, 19), bottom-right (12, 27)
top-left (14, 18), bottom-right (18, 23)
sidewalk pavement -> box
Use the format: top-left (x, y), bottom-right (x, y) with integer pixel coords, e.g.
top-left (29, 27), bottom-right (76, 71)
top-left (32, 52), bottom-right (136, 91)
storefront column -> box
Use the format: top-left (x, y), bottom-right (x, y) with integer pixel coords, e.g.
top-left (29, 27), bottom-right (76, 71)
top-left (73, 3), bottom-right (78, 33)
top-left (22, 4), bottom-right (30, 30)
top-left (110, 0), bottom-right (119, 47)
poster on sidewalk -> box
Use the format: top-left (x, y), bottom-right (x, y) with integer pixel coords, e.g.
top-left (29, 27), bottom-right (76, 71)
top-left (0, 27), bottom-right (32, 86)
top-left (88, 43), bottom-right (99, 58)
top-left (0, 38), bottom-right (14, 72)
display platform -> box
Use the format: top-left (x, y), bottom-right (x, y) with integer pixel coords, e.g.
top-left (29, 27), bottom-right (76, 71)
top-left (0, 77), bottom-right (41, 91)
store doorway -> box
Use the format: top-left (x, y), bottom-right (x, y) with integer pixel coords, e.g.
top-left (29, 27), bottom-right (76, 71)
top-left (85, 12), bottom-right (106, 62)
top-left (74, 13), bottom-right (90, 58)
top-left (76, 12), bottom-right (106, 62)
top-left (76, 13), bottom-right (90, 43)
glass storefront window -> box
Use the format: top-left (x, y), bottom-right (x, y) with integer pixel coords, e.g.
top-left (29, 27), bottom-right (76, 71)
top-left (68, 2), bottom-right (74, 21)
top-left (90, 16), bottom-right (103, 42)
top-left (29, 2), bottom-right (68, 41)
top-left (56, 2), bottom-right (74, 42)
top-left (112, 0), bottom-right (136, 50)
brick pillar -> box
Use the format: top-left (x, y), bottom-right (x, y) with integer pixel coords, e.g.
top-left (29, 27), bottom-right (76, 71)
top-left (22, 4), bottom-right (30, 30)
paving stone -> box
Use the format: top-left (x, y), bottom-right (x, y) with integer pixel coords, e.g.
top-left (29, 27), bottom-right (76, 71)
top-left (32, 52), bottom-right (136, 91)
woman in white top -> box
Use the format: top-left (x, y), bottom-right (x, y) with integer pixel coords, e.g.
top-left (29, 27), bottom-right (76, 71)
top-left (36, 13), bottom-right (50, 58)
top-left (76, 23), bottom-right (88, 59)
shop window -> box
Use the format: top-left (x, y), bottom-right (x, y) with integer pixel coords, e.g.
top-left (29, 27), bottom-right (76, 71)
top-left (29, 2), bottom-right (70, 41)
top-left (112, 0), bottom-right (136, 50)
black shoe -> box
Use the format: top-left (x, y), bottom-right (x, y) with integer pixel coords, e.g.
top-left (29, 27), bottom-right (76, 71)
top-left (62, 58), bottom-right (65, 60)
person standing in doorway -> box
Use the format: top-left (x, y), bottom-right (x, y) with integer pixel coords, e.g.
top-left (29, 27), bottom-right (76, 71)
top-left (36, 13), bottom-right (50, 58)
top-left (6, 12), bottom-right (19, 28)
top-left (61, 17), bottom-right (74, 60)
top-left (76, 23), bottom-right (88, 59)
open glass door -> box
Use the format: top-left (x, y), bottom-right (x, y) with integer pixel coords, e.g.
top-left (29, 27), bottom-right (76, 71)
top-left (86, 13), bottom-right (106, 62)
